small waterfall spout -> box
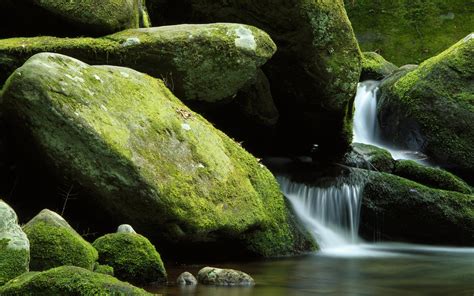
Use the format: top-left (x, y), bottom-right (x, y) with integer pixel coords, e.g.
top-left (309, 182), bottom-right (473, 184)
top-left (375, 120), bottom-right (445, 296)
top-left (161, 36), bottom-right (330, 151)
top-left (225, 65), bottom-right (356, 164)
top-left (278, 177), bottom-right (363, 250)
top-left (353, 81), bottom-right (426, 161)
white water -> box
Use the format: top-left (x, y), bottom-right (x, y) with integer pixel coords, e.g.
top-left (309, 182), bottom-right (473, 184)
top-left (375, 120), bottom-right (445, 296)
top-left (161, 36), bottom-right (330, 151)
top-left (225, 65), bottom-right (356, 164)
top-left (278, 177), bottom-right (362, 250)
top-left (353, 81), bottom-right (425, 161)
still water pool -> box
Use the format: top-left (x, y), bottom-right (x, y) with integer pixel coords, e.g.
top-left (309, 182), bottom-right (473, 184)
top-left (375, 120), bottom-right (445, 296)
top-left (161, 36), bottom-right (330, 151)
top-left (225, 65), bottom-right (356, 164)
top-left (149, 243), bottom-right (474, 296)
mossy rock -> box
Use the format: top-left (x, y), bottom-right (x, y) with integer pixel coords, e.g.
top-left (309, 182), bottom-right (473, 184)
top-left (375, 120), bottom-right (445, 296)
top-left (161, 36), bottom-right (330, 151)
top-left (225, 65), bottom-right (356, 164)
top-left (394, 160), bottom-right (472, 194)
top-left (361, 171), bottom-right (474, 245)
top-left (377, 35), bottom-right (474, 183)
top-left (1, 53), bottom-right (315, 258)
top-left (0, 23), bottom-right (276, 104)
top-left (0, 266), bottom-right (151, 295)
top-left (93, 264), bottom-right (114, 276)
top-left (146, 0), bottom-right (362, 156)
top-left (0, 200), bottom-right (30, 286)
top-left (361, 52), bottom-right (398, 81)
top-left (93, 233), bottom-right (166, 285)
top-left (0, 0), bottom-right (149, 37)
top-left (344, 0), bottom-right (474, 65)
top-left (344, 143), bottom-right (395, 173)
top-left (23, 209), bottom-right (98, 271)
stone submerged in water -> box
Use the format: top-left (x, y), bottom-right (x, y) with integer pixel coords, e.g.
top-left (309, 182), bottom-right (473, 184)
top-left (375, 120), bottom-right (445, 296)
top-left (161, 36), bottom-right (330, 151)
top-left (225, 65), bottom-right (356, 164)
top-left (176, 272), bottom-right (197, 286)
top-left (0, 200), bottom-right (30, 286)
top-left (197, 267), bottom-right (255, 286)
top-left (22, 209), bottom-right (98, 271)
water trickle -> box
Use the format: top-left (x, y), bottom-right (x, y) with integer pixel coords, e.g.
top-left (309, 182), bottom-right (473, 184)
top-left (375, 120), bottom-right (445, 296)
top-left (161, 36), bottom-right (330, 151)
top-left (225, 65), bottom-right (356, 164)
top-left (353, 81), bottom-right (425, 161)
top-left (278, 176), bottom-right (363, 250)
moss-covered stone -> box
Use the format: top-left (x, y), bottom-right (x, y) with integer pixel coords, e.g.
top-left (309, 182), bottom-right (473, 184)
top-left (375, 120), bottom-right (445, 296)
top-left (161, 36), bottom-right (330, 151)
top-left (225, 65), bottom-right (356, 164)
top-left (377, 35), bottom-right (474, 182)
top-left (93, 233), bottom-right (166, 285)
top-left (147, 0), bottom-right (362, 156)
top-left (361, 52), bottom-right (398, 81)
top-left (0, 266), bottom-right (151, 295)
top-left (394, 160), bottom-right (472, 194)
top-left (344, 143), bottom-right (395, 173)
top-left (1, 53), bottom-right (315, 257)
top-left (0, 0), bottom-right (149, 37)
top-left (93, 264), bottom-right (114, 276)
top-left (0, 200), bottom-right (30, 286)
top-left (0, 23), bottom-right (275, 104)
top-left (344, 0), bottom-right (474, 65)
top-left (361, 171), bottom-right (474, 245)
top-left (23, 209), bottom-right (98, 271)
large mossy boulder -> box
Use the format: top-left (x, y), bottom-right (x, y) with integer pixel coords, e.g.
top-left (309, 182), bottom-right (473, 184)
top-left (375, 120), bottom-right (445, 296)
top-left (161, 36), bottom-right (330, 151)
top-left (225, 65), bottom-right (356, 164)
top-left (0, 200), bottom-right (29, 285)
top-left (93, 232), bottom-right (167, 285)
top-left (377, 35), bottom-right (474, 182)
top-left (0, 23), bottom-right (276, 103)
top-left (147, 0), bottom-right (362, 156)
top-left (361, 52), bottom-right (398, 81)
top-left (23, 209), bottom-right (98, 271)
top-left (344, 0), bottom-right (474, 65)
top-left (0, 0), bottom-right (149, 38)
top-left (361, 171), bottom-right (474, 245)
top-left (0, 266), bottom-right (151, 295)
top-left (1, 53), bottom-right (315, 258)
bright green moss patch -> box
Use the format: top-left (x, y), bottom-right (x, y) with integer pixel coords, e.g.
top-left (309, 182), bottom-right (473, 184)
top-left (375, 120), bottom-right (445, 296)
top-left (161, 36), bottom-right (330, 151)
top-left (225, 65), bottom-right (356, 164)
top-left (23, 209), bottom-right (98, 271)
top-left (0, 239), bottom-right (29, 286)
top-left (93, 233), bottom-right (166, 285)
top-left (344, 0), bottom-right (474, 65)
top-left (0, 266), bottom-right (152, 295)
top-left (93, 263), bottom-right (114, 276)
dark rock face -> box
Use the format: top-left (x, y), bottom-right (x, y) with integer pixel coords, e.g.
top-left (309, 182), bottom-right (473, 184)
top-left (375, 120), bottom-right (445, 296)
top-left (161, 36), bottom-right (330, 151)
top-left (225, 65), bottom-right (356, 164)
top-left (147, 0), bottom-right (362, 157)
top-left (361, 171), bottom-right (474, 246)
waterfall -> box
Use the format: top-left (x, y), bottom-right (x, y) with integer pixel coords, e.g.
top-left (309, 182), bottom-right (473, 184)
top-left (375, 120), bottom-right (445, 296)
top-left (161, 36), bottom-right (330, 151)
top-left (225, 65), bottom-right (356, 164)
top-left (353, 81), bottom-right (425, 161)
top-left (278, 176), bottom-right (363, 250)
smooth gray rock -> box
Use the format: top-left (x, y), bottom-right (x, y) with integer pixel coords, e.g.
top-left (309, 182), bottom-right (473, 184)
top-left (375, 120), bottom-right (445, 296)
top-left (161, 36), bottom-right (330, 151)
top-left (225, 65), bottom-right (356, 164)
top-left (197, 267), bottom-right (254, 286)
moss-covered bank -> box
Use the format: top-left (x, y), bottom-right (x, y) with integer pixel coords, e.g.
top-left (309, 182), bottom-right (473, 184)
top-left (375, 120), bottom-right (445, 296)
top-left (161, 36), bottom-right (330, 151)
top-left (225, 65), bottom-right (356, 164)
top-left (344, 0), bottom-right (474, 65)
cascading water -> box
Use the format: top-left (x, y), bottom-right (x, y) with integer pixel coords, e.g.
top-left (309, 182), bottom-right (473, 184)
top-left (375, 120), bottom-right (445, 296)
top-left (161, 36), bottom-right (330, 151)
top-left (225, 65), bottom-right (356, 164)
top-left (353, 81), bottom-right (425, 161)
top-left (278, 176), bottom-right (363, 250)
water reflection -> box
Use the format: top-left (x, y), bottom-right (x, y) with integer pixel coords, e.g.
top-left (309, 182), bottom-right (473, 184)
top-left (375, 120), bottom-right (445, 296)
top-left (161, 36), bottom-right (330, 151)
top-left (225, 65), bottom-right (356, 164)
top-left (149, 245), bottom-right (474, 296)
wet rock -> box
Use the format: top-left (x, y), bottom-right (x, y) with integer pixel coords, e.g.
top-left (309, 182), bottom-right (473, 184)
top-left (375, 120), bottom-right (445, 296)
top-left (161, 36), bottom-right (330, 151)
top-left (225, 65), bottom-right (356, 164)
top-left (197, 267), bottom-right (255, 286)
top-left (176, 272), bottom-right (197, 286)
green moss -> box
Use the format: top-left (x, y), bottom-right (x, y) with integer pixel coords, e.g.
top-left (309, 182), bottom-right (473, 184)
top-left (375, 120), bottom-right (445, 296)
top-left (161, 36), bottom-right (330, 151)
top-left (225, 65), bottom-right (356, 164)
top-left (361, 52), bottom-right (398, 80)
top-left (93, 233), bottom-right (166, 285)
top-left (2, 53), bottom-right (313, 257)
top-left (0, 23), bottom-right (275, 104)
top-left (0, 266), bottom-right (151, 295)
top-left (394, 160), bottom-right (472, 194)
top-left (377, 36), bottom-right (474, 181)
top-left (23, 210), bottom-right (98, 271)
top-left (0, 239), bottom-right (29, 286)
top-left (345, 143), bottom-right (395, 173)
top-left (32, 0), bottom-right (145, 33)
top-left (361, 171), bottom-right (474, 245)
top-left (344, 0), bottom-right (474, 65)
top-left (93, 264), bottom-right (115, 276)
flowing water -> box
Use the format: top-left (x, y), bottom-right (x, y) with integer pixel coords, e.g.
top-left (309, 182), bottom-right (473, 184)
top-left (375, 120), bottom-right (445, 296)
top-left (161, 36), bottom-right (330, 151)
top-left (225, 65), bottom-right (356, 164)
top-left (353, 81), bottom-right (426, 161)
top-left (149, 82), bottom-right (474, 295)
